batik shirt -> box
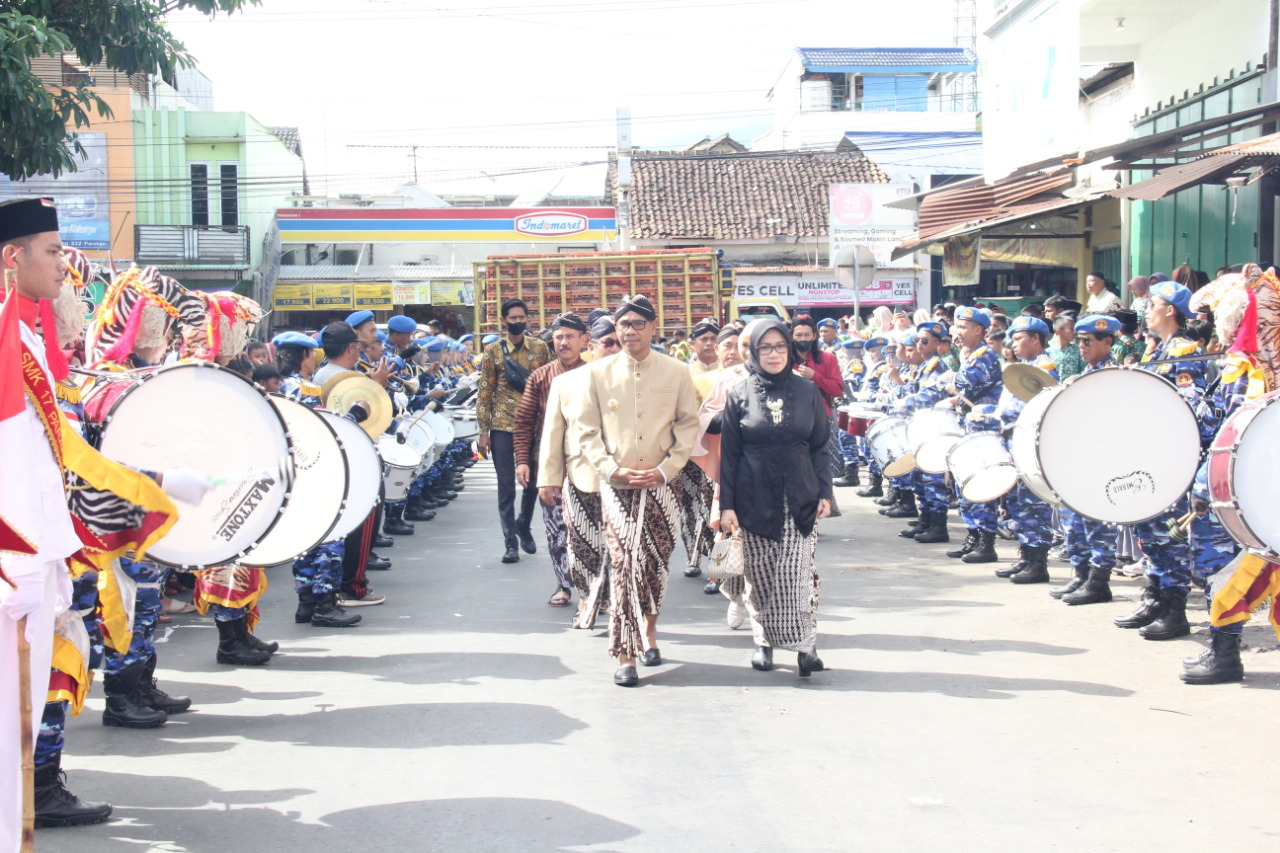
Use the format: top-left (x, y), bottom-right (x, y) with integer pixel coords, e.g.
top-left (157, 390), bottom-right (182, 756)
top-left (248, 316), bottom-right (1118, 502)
top-left (475, 336), bottom-right (551, 434)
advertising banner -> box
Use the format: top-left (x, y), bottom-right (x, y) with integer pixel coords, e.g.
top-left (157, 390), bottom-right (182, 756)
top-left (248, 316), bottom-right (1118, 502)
top-left (828, 183), bottom-right (917, 268)
top-left (0, 132), bottom-right (112, 249)
top-left (734, 273), bottom-right (915, 307)
top-left (276, 207), bottom-right (618, 244)
top-left (272, 284), bottom-right (313, 311)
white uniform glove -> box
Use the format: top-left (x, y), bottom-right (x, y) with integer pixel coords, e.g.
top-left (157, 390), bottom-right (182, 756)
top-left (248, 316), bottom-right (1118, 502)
top-left (0, 577), bottom-right (48, 639)
top-left (161, 468), bottom-right (213, 504)
top-left (393, 391), bottom-right (409, 412)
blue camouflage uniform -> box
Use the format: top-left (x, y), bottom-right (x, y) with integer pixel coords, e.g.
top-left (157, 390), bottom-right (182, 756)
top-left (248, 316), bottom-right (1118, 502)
top-left (900, 342), bottom-right (950, 516)
top-left (885, 343), bottom-right (919, 496)
top-left (995, 342), bottom-right (1059, 549)
top-left (1062, 354), bottom-right (1120, 573)
top-left (837, 341), bottom-right (866, 466)
top-left (952, 307), bottom-right (1004, 533)
top-left (283, 371), bottom-right (348, 598)
top-left (860, 349), bottom-right (891, 476)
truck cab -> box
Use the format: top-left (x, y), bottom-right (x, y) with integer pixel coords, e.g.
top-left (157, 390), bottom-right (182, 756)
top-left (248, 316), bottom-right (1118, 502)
top-left (726, 297), bottom-right (791, 326)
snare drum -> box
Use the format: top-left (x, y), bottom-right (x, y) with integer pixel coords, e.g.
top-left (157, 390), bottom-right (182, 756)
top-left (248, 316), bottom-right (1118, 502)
top-left (424, 410), bottom-right (455, 450)
top-left (908, 408), bottom-right (964, 474)
top-left (317, 411), bottom-right (382, 540)
top-left (241, 396), bottom-right (348, 568)
top-left (403, 415), bottom-right (437, 472)
top-left (866, 415), bottom-right (915, 477)
top-left (947, 433), bottom-right (1018, 503)
top-left (1207, 389), bottom-right (1280, 559)
top-left (1010, 366), bottom-right (1199, 523)
top-left (83, 362), bottom-right (292, 569)
top-left (376, 435), bottom-right (423, 503)
top-left (446, 406), bottom-right (479, 441)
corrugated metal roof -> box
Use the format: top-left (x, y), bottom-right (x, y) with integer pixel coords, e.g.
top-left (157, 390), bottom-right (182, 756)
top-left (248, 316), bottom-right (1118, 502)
top-left (1203, 130), bottom-right (1280, 157)
top-left (915, 170), bottom-right (1073, 238)
top-left (276, 264), bottom-right (471, 280)
top-left (894, 190), bottom-right (1107, 260)
top-left (1110, 130), bottom-right (1280, 201)
top-left (797, 47), bottom-right (977, 71)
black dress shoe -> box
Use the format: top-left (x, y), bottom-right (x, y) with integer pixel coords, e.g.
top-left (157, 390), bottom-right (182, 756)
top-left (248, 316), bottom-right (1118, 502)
top-left (517, 529), bottom-right (537, 554)
top-left (384, 519), bottom-right (415, 536)
top-left (613, 665), bottom-right (639, 687)
top-left (366, 553), bottom-right (391, 571)
top-left (374, 534), bottom-right (394, 549)
top-left (501, 547), bottom-right (519, 564)
top-left (642, 648), bottom-right (662, 667)
top-left (684, 565), bottom-right (702, 577)
top-left (751, 646), bottom-right (773, 671)
top-left (797, 651), bottom-right (825, 677)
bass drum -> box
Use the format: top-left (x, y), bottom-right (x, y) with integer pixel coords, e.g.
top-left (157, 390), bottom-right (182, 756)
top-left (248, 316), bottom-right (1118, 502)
top-left (947, 432), bottom-right (1018, 503)
top-left (317, 411), bottom-right (382, 540)
top-left (1010, 366), bottom-right (1199, 523)
top-left (1207, 389), bottom-right (1280, 559)
top-left (866, 415), bottom-right (914, 477)
top-left (83, 363), bottom-right (292, 569)
top-left (240, 396), bottom-right (348, 567)
top-left (423, 410), bottom-right (456, 451)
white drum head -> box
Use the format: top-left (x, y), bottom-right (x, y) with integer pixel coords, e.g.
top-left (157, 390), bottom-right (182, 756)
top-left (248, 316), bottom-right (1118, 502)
top-left (94, 364), bottom-right (291, 569)
top-left (964, 466), bottom-right (1019, 503)
top-left (241, 396), bottom-right (348, 567)
top-left (1037, 368), bottom-right (1199, 523)
top-left (1009, 386), bottom-right (1061, 505)
top-left (1233, 399), bottom-right (1280, 554)
top-left (319, 411), bottom-right (382, 540)
top-left (424, 411), bottom-right (455, 448)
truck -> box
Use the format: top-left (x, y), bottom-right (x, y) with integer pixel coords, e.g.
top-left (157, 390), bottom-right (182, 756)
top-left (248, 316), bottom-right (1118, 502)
top-left (473, 248), bottom-right (726, 338)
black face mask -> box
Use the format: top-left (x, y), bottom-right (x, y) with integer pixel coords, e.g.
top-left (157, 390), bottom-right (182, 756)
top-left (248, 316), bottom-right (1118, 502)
top-left (794, 339), bottom-right (813, 353)
top-left (506, 322), bottom-right (527, 336)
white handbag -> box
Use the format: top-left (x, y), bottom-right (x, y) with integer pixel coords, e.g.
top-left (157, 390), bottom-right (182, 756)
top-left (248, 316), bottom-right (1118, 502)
top-left (706, 529), bottom-right (745, 580)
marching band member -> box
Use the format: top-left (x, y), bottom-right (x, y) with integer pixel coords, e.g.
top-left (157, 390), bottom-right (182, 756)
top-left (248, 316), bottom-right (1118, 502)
top-left (897, 321), bottom-right (951, 545)
top-left (945, 307), bottom-right (1003, 564)
top-left (833, 337), bottom-right (865, 488)
top-left (1114, 282), bottom-right (1206, 640)
top-left (514, 313), bottom-right (590, 609)
top-left (991, 316), bottom-right (1059, 584)
top-left (1052, 315), bottom-right (1123, 605)
top-left (854, 337), bottom-right (891, 499)
top-left (577, 295), bottom-right (700, 687)
top-left (878, 333), bottom-right (920, 520)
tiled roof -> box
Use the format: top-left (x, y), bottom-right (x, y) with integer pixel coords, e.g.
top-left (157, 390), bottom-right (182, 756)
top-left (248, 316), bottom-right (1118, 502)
top-left (797, 47), bottom-right (977, 71)
top-left (268, 126), bottom-right (302, 157)
top-left (608, 151), bottom-right (890, 240)
top-left (276, 264), bottom-right (471, 280)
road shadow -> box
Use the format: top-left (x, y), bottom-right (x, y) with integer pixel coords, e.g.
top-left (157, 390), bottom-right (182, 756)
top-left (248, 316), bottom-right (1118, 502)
top-left (268, 651), bottom-right (573, 684)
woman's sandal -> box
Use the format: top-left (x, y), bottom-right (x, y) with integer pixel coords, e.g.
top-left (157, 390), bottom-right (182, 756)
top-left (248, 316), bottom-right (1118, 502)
top-left (547, 589), bottom-right (571, 607)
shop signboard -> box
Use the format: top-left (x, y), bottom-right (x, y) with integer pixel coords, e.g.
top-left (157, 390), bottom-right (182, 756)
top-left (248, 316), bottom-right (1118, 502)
top-left (313, 283), bottom-right (353, 309)
top-left (828, 183), bottom-right (917, 268)
top-left (272, 283), bottom-right (313, 311)
top-left (354, 283), bottom-right (393, 310)
top-left (734, 273), bottom-right (915, 307)
top-left (430, 280), bottom-right (472, 305)
top-left (0, 132), bottom-right (112, 249)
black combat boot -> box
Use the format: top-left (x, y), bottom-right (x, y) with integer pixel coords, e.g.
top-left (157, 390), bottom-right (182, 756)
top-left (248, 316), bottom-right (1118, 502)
top-left (1140, 588), bottom-right (1191, 640)
top-left (962, 530), bottom-right (998, 563)
top-left (884, 491), bottom-right (918, 519)
top-left (900, 511), bottom-right (928, 538)
top-left (857, 473), bottom-right (883, 498)
top-left (1050, 563), bottom-right (1090, 599)
top-left (1114, 580), bottom-right (1163, 629)
top-left (946, 529), bottom-right (979, 559)
top-left (311, 591), bottom-right (362, 628)
top-left (236, 619), bottom-right (278, 654)
top-left (995, 544), bottom-right (1032, 578)
top-left (833, 462), bottom-right (860, 487)
top-left (102, 665), bottom-right (167, 729)
top-left (216, 619), bottom-right (271, 666)
top-left (406, 503), bottom-right (436, 522)
top-left (384, 517), bottom-right (415, 536)
top-left (914, 511), bottom-right (950, 544)
top-left (33, 756), bottom-right (112, 828)
top-left (1180, 631), bottom-right (1244, 684)
top-left (875, 485), bottom-right (898, 507)
top-left (139, 654), bottom-right (191, 714)
top-left (1062, 565), bottom-right (1113, 605)
top-left (295, 588), bottom-right (316, 624)
top-left (1009, 546), bottom-right (1050, 584)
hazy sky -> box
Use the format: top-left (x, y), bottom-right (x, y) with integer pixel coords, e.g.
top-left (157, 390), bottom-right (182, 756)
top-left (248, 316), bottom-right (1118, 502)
top-left (167, 0), bottom-right (956, 201)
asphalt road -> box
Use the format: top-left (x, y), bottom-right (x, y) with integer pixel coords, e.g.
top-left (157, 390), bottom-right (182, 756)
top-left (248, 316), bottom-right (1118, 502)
top-left (40, 466), bottom-right (1280, 852)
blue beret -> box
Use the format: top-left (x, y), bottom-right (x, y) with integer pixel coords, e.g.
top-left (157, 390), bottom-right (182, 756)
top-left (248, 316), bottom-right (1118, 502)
top-left (481, 334), bottom-right (498, 345)
top-left (459, 333), bottom-right (475, 342)
top-left (387, 315), bottom-right (417, 334)
top-left (841, 338), bottom-right (863, 350)
top-left (953, 306), bottom-right (991, 329)
top-left (1150, 281), bottom-right (1194, 318)
top-left (1075, 314), bottom-right (1122, 336)
top-left (346, 310), bottom-right (374, 328)
top-left (424, 337), bottom-right (445, 352)
top-left (375, 330), bottom-right (388, 343)
top-left (387, 356), bottom-right (406, 371)
top-left (816, 318), bottom-right (838, 329)
top-left (865, 336), bottom-right (888, 348)
top-left (1008, 316), bottom-right (1051, 338)
top-left (902, 332), bottom-right (919, 346)
top-left (272, 331), bottom-right (318, 349)
top-left (916, 321), bottom-right (946, 339)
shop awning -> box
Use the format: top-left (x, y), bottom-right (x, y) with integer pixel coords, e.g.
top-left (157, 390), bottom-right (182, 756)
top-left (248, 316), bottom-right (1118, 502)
top-left (1110, 130), bottom-right (1280, 201)
top-left (891, 191), bottom-right (1105, 260)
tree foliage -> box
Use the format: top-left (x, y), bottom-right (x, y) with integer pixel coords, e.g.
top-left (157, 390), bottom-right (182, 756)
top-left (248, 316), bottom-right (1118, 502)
top-left (0, 1), bottom-right (259, 180)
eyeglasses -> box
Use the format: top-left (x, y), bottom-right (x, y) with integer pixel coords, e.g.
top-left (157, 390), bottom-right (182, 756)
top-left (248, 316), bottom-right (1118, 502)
top-left (755, 343), bottom-right (789, 355)
top-left (617, 320), bottom-right (648, 331)
top-left (598, 338), bottom-right (620, 348)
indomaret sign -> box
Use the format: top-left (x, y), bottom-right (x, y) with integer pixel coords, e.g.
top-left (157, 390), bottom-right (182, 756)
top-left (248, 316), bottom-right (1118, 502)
top-left (276, 207), bottom-right (617, 244)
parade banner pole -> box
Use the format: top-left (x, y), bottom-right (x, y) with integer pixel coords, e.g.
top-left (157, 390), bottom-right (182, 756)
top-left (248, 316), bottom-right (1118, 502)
top-left (17, 616), bottom-right (34, 852)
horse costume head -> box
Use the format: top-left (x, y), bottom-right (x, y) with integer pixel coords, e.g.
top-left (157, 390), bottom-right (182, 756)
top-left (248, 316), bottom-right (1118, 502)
top-left (181, 291), bottom-right (265, 363)
top-left (86, 266), bottom-right (207, 366)
top-left (51, 247), bottom-right (96, 351)
top-left (1191, 266), bottom-right (1280, 392)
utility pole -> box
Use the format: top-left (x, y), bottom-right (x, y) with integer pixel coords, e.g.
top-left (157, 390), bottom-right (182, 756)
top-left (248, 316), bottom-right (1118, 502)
top-left (348, 143), bottom-right (423, 183)
top-left (615, 107), bottom-right (633, 247)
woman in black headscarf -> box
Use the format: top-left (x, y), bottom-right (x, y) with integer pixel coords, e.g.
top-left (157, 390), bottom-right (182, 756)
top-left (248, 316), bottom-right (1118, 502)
top-left (719, 319), bottom-right (833, 677)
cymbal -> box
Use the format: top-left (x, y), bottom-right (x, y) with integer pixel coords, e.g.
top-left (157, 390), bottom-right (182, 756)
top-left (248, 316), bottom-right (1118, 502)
top-left (319, 369), bottom-right (365, 400)
top-left (326, 375), bottom-right (393, 438)
top-left (1003, 362), bottom-right (1058, 402)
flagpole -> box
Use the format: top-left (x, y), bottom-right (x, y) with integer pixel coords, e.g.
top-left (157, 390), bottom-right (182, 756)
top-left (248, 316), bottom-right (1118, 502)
top-left (17, 617), bottom-right (34, 853)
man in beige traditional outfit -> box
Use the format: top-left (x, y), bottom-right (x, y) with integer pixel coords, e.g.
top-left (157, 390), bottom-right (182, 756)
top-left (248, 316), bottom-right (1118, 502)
top-left (578, 296), bottom-right (700, 686)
